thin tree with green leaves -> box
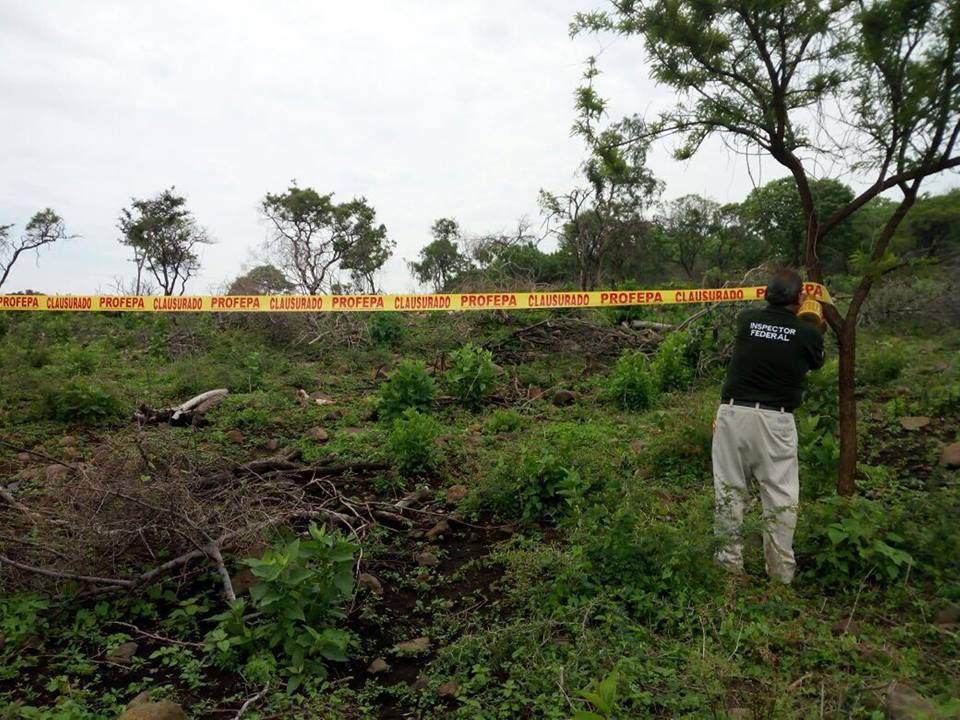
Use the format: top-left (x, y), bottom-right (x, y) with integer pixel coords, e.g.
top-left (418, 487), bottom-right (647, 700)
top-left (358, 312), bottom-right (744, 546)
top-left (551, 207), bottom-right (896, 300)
top-left (574, 0), bottom-right (960, 494)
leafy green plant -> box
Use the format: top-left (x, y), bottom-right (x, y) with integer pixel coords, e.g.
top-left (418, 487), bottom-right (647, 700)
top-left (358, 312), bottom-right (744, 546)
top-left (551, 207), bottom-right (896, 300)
top-left (797, 414), bottom-right (840, 499)
top-left (482, 423), bottom-right (610, 522)
top-left (240, 351), bottom-right (266, 391)
top-left (566, 507), bottom-right (721, 627)
top-left (608, 349), bottom-right (657, 411)
top-left (801, 358), bottom-right (839, 428)
top-left (858, 346), bottom-right (906, 386)
top-left (205, 524), bottom-right (357, 694)
top-left (61, 347), bottom-right (97, 376)
top-left (575, 669), bottom-right (620, 720)
top-left (42, 380), bottom-right (126, 424)
top-left (651, 330), bottom-right (695, 392)
top-left (387, 407), bottom-right (441, 476)
top-left (447, 343), bottom-right (498, 411)
top-left (484, 408), bottom-right (525, 434)
top-left (368, 314), bottom-right (405, 346)
top-left (376, 359), bottom-right (437, 419)
top-left (799, 497), bottom-right (914, 588)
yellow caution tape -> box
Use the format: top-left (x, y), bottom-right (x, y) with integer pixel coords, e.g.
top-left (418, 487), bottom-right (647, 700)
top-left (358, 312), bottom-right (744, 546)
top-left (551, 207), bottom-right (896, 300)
top-left (0, 284), bottom-right (832, 313)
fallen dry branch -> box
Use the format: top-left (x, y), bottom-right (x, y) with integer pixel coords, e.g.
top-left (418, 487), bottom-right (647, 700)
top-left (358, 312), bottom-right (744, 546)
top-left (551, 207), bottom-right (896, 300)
top-left (485, 316), bottom-right (663, 364)
top-left (135, 388), bottom-right (229, 426)
top-left (0, 437), bottom-right (412, 600)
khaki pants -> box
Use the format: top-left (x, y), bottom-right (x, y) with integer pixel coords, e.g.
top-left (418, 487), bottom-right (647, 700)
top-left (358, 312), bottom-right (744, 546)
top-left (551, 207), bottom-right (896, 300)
top-left (712, 402), bottom-right (799, 583)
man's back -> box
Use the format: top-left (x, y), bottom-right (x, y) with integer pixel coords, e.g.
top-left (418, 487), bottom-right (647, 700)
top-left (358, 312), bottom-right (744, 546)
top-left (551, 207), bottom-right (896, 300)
top-left (721, 304), bottom-right (825, 411)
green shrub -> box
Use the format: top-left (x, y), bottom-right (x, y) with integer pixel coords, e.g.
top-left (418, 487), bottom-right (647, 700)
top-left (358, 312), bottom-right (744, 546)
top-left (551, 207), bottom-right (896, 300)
top-left (801, 358), bottom-right (839, 428)
top-left (641, 406), bottom-right (713, 485)
top-left (387, 408), bottom-right (441, 476)
top-left (797, 497), bottom-right (914, 588)
top-left (797, 414), bottom-right (840, 500)
top-left (858, 346), bottom-right (906, 386)
top-left (484, 408), bottom-right (525, 434)
top-left (560, 505), bottom-right (721, 628)
top-left (376, 359), bottom-right (437, 419)
top-left (447, 343), bottom-right (498, 411)
top-left (483, 423), bottom-right (611, 522)
top-left (205, 524), bottom-right (357, 694)
top-left (368, 314), bottom-right (405, 346)
top-left (44, 380), bottom-right (126, 424)
top-left (651, 331), bottom-right (695, 392)
top-left (608, 350), bottom-right (657, 411)
top-left (61, 346), bottom-right (97, 376)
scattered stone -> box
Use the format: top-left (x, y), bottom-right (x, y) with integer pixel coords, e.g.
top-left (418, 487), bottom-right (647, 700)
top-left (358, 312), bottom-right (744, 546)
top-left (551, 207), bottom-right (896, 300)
top-left (408, 529), bottom-right (425, 540)
top-left (527, 385), bottom-right (544, 399)
top-left (500, 524), bottom-right (515, 536)
top-left (444, 484), bottom-right (468, 505)
top-left (438, 680), bottom-right (459, 698)
top-left (126, 691), bottom-right (153, 709)
top-left (410, 676), bottom-right (429, 691)
top-left (425, 520), bottom-right (451, 541)
top-left (629, 439), bottom-right (645, 453)
top-left (62, 447), bottom-right (80, 461)
top-left (416, 551), bottom-right (439, 568)
top-left (226, 430), bottom-right (245, 444)
top-left (307, 426), bottom-right (329, 442)
top-left (230, 567), bottom-right (258, 595)
top-left (896, 386), bottom-right (910, 396)
top-left (394, 636), bottom-right (431, 655)
top-left (44, 465), bottom-right (69, 482)
top-left (92, 444), bottom-right (113, 464)
top-left (832, 618), bottom-right (860, 636)
top-left (263, 439), bottom-right (280, 452)
top-left (467, 531), bottom-right (480, 543)
top-left (15, 452), bottom-right (32, 464)
top-left (60, 436), bottom-right (77, 447)
top-left (552, 389), bottom-right (577, 407)
top-left (270, 415), bottom-right (284, 425)
top-left (934, 605), bottom-right (960, 627)
top-left (344, 426), bottom-right (365, 435)
top-left (491, 363), bottom-right (505, 376)
top-left (116, 701), bottom-right (188, 720)
top-left (939, 442), bottom-right (960, 469)
top-left (367, 657), bottom-right (389, 674)
top-left (107, 641), bottom-right (139, 665)
top-left (296, 388), bottom-right (311, 404)
top-left (310, 391), bottom-right (335, 405)
top-left (885, 682), bottom-right (936, 720)
top-left (898, 416), bottom-right (930, 430)
top-left (358, 572), bottom-right (384, 595)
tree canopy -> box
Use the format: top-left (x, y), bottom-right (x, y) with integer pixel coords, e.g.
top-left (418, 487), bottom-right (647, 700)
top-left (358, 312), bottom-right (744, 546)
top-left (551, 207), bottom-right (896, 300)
top-left (261, 184), bottom-right (392, 295)
top-left (118, 188), bottom-right (210, 296)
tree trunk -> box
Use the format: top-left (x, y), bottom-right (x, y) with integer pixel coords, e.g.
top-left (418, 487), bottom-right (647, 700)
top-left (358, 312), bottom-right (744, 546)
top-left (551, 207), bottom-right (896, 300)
top-left (835, 323), bottom-right (857, 496)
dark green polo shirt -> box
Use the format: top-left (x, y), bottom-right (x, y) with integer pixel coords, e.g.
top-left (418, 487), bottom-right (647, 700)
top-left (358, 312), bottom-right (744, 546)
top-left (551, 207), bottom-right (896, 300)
top-left (720, 304), bottom-right (825, 411)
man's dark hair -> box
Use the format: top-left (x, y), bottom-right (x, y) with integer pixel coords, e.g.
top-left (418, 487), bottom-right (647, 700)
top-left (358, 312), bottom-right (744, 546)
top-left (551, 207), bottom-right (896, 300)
top-left (765, 269), bottom-right (803, 306)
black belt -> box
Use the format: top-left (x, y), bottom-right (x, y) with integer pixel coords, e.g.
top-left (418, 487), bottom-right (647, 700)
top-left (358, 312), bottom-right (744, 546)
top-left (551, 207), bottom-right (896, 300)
top-left (722, 398), bottom-right (791, 413)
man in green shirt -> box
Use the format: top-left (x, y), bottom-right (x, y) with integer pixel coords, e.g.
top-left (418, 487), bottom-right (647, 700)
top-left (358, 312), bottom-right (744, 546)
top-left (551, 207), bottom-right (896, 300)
top-left (713, 269), bottom-right (825, 584)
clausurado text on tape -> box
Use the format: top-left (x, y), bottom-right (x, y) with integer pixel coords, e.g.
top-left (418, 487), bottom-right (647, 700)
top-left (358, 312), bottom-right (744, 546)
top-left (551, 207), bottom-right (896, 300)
top-left (0, 284), bottom-right (832, 313)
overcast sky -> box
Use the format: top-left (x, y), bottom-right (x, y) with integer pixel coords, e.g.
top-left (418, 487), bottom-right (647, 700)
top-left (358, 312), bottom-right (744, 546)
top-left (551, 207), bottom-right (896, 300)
top-left (1, 1), bottom-right (955, 295)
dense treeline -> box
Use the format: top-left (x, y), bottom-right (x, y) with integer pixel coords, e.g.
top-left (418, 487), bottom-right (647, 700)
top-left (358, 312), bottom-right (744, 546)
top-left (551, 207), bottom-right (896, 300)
top-left (3, 182), bottom-right (958, 297)
top-left (411, 185), bottom-right (960, 292)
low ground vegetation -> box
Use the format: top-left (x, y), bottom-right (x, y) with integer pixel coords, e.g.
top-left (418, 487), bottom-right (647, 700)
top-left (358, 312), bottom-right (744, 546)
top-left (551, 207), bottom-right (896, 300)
top-left (0, 270), bottom-right (958, 719)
